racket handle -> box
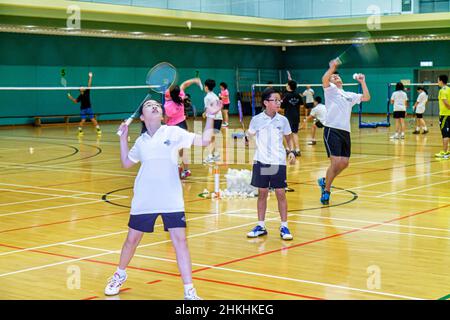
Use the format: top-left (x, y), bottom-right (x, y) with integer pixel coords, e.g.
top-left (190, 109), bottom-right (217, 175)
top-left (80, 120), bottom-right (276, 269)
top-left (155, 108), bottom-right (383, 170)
top-left (117, 117), bottom-right (133, 137)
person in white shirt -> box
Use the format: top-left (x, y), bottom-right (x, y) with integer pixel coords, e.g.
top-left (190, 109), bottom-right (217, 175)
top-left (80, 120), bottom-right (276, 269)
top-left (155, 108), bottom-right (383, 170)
top-left (412, 87), bottom-right (429, 134)
top-left (104, 99), bottom-right (222, 300)
top-left (202, 79), bottom-right (223, 163)
top-left (390, 82), bottom-right (409, 139)
top-left (245, 88), bottom-right (296, 241)
top-left (302, 85), bottom-right (315, 119)
top-left (306, 96), bottom-right (327, 145)
top-left (318, 59), bottom-right (370, 205)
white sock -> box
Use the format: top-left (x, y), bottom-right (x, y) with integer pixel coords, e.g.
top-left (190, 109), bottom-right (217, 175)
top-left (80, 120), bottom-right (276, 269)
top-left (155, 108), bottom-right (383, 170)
top-left (78, 127), bottom-right (83, 131)
top-left (258, 221), bottom-right (265, 228)
top-left (423, 127), bottom-right (428, 131)
top-left (116, 267), bottom-right (126, 278)
top-left (416, 127), bottom-right (420, 131)
top-left (184, 283), bottom-right (194, 294)
top-left (281, 221), bottom-right (288, 228)
top-left (96, 125), bottom-right (100, 129)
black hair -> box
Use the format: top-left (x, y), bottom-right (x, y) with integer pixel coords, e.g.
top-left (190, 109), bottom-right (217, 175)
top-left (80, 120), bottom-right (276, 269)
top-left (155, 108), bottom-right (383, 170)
top-left (439, 74), bottom-right (448, 84)
top-left (395, 82), bottom-right (405, 91)
top-left (287, 80), bottom-right (297, 91)
top-left (314, 96), bottom-right (322, 104)
top-left (417, 86), bottom-right (428, 95)
top-left (219, 82), bottom-right (228, 89)
top-left (205, 79), bottom-right (216, 91)
top-left (169, 85), bottom-right (183, 105)
top-left (261, 87), bottom-right (280, 106)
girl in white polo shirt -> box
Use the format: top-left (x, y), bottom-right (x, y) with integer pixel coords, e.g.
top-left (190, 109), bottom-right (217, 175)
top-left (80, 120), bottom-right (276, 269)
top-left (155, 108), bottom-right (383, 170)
top-left (390, 82), bottom-right (409, 139)
top-left (105, 99), bottom-right (222, 300)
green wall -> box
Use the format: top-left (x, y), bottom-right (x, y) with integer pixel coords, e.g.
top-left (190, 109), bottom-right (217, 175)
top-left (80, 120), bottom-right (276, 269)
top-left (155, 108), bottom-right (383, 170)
top-left (1, 32), bottom-right (449, 125)
top-left (284, 41), bottom-right (450, 114)
top-left (0, 32), bottom-right (283, 125)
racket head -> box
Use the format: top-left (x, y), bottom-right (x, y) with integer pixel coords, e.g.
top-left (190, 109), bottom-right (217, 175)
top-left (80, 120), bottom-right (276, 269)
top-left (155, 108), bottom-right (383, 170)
top-left (146, 62), bottom-right (177, 94)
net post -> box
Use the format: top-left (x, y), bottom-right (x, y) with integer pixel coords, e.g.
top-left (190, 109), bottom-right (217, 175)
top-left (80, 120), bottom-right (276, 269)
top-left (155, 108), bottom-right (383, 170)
top-left (358, 83), bottom-right (363, 128)
top-left (386, 82), bottom-right (391, 126)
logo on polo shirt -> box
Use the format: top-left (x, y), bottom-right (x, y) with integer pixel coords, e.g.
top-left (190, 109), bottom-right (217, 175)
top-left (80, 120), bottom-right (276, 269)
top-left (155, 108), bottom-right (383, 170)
top-left (163, 139), bottom-right (171, 146)
top-left (181, 216), bottom-right (186, 222)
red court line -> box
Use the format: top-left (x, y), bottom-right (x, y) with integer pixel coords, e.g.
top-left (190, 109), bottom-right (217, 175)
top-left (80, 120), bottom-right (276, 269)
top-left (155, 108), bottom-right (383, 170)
top-left (81, 296), bottom-right (99, 300)
top-left (1, 203), bottom-right (447, 299)
top-left (0, 243), bottom-right (320, 300)
top-left (146, 280), bottom-right (162, 285)
top-left (192, 276), bottom-right (323, 300)
top-left (193, 203), bottom-right (450, 272)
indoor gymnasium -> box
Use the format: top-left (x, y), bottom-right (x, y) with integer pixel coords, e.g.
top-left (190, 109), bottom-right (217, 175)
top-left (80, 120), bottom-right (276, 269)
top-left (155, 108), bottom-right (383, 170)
top-left (0, 0), bottom-right (449, 302)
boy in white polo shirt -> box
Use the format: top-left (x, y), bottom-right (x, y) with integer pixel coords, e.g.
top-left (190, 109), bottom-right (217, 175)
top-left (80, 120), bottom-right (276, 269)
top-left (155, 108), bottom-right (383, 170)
top-left (246, 88), bottom-right (296, 240)
top-left (105, 99), bottom-right (222, 300)
top-left (318, 59), bottom-right (371, 205)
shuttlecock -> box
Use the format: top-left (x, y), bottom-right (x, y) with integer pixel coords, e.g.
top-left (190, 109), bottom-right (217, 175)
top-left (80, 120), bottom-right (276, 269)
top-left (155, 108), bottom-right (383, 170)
top-left (186, 21), bottom-right (192, 30)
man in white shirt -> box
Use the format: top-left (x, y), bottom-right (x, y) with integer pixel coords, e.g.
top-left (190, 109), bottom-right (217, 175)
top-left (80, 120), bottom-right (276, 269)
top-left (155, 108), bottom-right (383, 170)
top-left (318, 59), bottom-right (370, 205)
top-left (306, 96), bottom-right (327, 145)
top-left (246, 88), bottom-right (296, 240)
top-left (203, 79), bottom-right (223, 163)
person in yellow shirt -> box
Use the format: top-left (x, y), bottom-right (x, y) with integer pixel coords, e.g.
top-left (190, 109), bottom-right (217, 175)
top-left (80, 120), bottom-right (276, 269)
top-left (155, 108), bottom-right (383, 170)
top-left (436, 75), bottom-right (450, 159)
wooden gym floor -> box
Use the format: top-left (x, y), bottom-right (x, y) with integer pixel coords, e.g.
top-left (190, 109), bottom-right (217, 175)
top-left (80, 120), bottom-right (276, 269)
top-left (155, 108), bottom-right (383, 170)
top-left (0, 115), bottom-right (449, 300)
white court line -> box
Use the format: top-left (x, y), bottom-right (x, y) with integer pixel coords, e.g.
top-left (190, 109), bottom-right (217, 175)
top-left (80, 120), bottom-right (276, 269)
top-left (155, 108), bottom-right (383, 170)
top-left (0, 199), bottom-right (105, 217)
top-left (376, 179), bottom-right (450, 198)
top-left (62, 243), bottom-right (423, 300)
top-left (0, 251), bottom-right (114, 278)
top-left (0, 209), bottom-right (267, 277)
top-left (0, 162), bottom-right (136, 179)
top-left (331, 168), bottom-right (450, 195)
top-left (233, 212), bottom-right (450, 240)
top-left (133, 254), bottom-right (424, 300)
top-left (357, 194), bottom-right (448, 204)
top-left (287, 213), bottom-right (450, 233)
top-left (237, 210), bottom-right (450, 234)
top-left (0, 209), bottom-right (250, 257)
top-left (0, 182), bottom-right (129, 199)
top-left (0, 188), bottom-right (124, 204)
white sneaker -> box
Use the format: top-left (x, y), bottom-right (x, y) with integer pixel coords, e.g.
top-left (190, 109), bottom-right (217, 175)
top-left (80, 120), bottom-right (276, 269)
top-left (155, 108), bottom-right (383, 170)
top-left (400, 134), bottom-right (405, 139)
top-left (184, 287), bottom-right (202, 300)
top-left (222, 122), bottom-right (229, 127)
top-left (105, 272), bottom-right (127, 296)
top-left (390, 134), bottom-right (399, 139)
top-left (213, 153), bottom-right (221, 161)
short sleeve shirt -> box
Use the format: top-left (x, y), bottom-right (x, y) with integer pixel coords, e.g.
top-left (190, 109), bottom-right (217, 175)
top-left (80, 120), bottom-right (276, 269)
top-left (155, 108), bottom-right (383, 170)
top-left (127, 125), bottom-right (195, 215)
top-left (248, 112), bottom-right (292, 165)
top-left (391, 91), bottom-right (408, 112)
top-left (76, 90), bottom-right (91, 109)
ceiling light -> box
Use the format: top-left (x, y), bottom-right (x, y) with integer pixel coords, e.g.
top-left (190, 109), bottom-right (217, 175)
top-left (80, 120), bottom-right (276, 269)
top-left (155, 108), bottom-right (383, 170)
top-left (214, 36), bottom-right (228, 39)
top-left (161, 33), bottom-right (174, 37)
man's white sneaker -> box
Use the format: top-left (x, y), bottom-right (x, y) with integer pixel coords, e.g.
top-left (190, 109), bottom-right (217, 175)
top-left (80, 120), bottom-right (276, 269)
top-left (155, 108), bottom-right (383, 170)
top-left (184, 287), bottom-right (202, 300)
top-left (104, 272), bottom-right (127, 296)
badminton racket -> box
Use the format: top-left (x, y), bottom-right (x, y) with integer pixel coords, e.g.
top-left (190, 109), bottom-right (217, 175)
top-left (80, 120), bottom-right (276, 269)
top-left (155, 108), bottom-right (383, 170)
top-left (117, 62), bottom-right (177, 136)
top-left (61, 69), bottom-right (67, 87)
top-left (335, 31), bottom-right (379, 66)
top-left (195, 70), bottom-right (203, 90)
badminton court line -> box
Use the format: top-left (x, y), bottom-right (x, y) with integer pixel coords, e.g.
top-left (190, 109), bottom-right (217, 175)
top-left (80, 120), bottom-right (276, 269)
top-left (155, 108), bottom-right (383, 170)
top-left (375, 179), bottom-right (450, 198)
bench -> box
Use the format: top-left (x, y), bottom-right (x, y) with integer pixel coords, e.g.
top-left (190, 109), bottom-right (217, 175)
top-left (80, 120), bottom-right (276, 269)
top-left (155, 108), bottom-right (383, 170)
top-left (33, 115), bottom-right (96, 127)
